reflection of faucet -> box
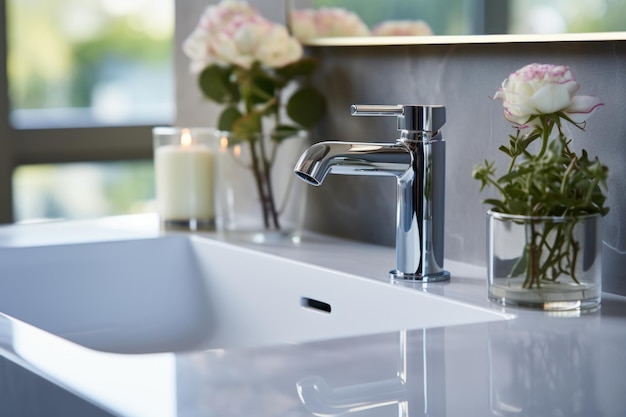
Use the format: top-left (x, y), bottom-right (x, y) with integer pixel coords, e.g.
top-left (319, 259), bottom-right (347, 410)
top-left (296, 329), bottom-right (447, 416)
top-left (294, 104), bottom-right (450, 282)
top-left (297, 330), bottom-right (409, 416)
top-left (296, 375), bottom-right (407, 416)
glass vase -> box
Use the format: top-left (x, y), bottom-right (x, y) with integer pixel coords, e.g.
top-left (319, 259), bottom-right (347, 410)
top-left (487, 210), bottom-right (602, 311)
top-left (214, 130), bottom-right (310, 243)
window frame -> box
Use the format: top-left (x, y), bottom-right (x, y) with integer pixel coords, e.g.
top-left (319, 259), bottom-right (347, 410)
top-left (0, 0), bottom-right (164, 223)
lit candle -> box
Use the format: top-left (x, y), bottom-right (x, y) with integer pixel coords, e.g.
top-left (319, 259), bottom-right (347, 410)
top-left (154, 128), bottom-right (215, 228)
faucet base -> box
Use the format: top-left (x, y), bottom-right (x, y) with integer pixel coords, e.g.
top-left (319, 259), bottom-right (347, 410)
top-left (390, 270), bottom-right (450, 283)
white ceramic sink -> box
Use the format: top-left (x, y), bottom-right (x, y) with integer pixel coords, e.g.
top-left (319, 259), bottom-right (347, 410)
top-left (0, 235), bottom-right (508, 354)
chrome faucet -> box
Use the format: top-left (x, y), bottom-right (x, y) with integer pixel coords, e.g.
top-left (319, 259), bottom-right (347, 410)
top-left (294, 104), bottom-right (450, 282)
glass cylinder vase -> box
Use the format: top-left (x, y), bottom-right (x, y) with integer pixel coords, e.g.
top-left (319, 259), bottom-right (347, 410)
top-left (214, 130), bottom-right (310, 242)
top-left (487, 210), bottom-right (602, 311)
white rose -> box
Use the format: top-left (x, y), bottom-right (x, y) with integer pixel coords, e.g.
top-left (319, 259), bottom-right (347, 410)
top-left (494, 63), bottom-right (603, 125)
top-left (183, 0), bottom-right (302, 72)
top-left (255, 25), bottom-right (303, 68)
top-left (182, 28), bottom-right (214, 74)
top-left (213, 14), bottom-right (271, 69)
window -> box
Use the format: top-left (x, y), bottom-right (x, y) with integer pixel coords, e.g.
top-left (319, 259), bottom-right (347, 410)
top-left (509, 0), bottom-right (626, 34)
top-left (1, 0), bottom-right (174, 223)
top-left (13, 161), bottom-right (155, 222)
top-left (7, 0), bottom-right (174, 128)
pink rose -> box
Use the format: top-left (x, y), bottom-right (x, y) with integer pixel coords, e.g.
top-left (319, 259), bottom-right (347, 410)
top-left (494, 63), bottom-right (603, 125)
top-left (371, 20), bottom-right (433, 37)
top-left (290, 9), bottom-right (318, 41)
top-left (291, 7), bottom-right (370, 41)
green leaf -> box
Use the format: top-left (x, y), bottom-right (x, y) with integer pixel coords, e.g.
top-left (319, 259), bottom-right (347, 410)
top-left (276, 57), bottom-right (317, 78)
top-left (271, 125), bottom-right (303, 142)
top-left (217, 106), bottom-right (242, 131)
top-left (231, 112), bottom-right (262, 139)
top-left (498, 145), bottom-right (512, 157)
top-left (199, 65), bottom-right (240, 104)
top-left (482, 199), bottom-right (506, 210)
top-left (508, 200), bottom-right (530, 214)
top-left (286, 87), bottom-right (326, 129)
top-left (499, 166), bottom-right (534, 183)
top-left (250, 75), bottom-right (276, 104)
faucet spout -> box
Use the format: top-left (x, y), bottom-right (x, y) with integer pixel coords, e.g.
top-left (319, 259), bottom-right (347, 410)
top-left (294, 142), bottom-right (411, 186)
top-left (294, 104), bottom-right (450, 283)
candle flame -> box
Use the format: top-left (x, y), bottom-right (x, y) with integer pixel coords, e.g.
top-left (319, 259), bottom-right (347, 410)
top-left (220, 136), bottom-right (229, 149)
top-left (233, 144), bottom-right (241, 158)
top-left (180, 129), bottom-right (193, 147)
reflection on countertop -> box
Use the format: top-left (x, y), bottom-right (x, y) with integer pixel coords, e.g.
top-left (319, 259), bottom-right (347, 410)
top-left (176, 302), bottom-right (625, 417)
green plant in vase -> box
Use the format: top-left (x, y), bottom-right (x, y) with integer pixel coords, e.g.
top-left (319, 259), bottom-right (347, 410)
top-left (473, 63), bottom-right (609, 290)
top-left (183, 0), bottom-right (325, 230)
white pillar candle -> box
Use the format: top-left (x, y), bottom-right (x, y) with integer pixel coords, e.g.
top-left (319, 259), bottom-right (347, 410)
top-left (154, 128), bottom-right (215, 223)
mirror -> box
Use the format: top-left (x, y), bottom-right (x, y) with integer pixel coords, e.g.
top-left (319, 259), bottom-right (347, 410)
top-left (288, 0), bottom-right (626, 45)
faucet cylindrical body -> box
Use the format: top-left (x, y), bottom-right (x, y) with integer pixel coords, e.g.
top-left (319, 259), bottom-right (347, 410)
top-left (393, 133), bottom-right (449, 281)
top-left (294, 104), bottom-right (450, 283)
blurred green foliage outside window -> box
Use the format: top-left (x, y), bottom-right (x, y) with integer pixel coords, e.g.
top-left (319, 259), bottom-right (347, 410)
top-left (5, 0), bottom-right (174, 221)
top-left (7, 0), bottom-right (174, 127)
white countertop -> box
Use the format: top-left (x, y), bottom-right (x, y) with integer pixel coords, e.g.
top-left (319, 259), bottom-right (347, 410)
top-left (1, 215), bottom-right (625, 417)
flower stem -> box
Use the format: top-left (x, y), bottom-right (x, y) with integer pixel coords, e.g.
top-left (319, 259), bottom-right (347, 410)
top-left (258, 134), bottom-right (280, 229)
top-left (247, 139), bottom-right (271, 229)
top-left (525, 222), bottom-right (539, 289)
top-left (560, 156), bottom-right (577, 194)
top-left (536, 116), bottom-right (552, 159)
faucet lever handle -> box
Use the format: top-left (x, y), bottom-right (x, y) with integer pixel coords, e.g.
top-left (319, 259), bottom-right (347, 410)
top-left (351, 104), bottom-right (446, 133)
top-left (350, 104), bottom-right (404, 116)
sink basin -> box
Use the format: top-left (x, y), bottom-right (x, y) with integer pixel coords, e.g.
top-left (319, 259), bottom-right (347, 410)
top-left (0, 235), bottom-right (508, 354)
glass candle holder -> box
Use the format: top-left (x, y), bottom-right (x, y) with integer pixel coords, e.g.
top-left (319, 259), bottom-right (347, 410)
top-left (153, 127), bottom-right (217, 231)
